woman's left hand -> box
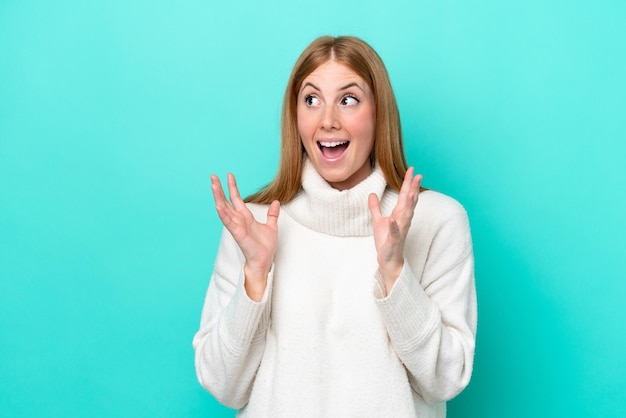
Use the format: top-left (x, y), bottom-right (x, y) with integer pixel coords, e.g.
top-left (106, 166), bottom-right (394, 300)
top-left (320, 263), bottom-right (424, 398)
top-left (368, 167), bottom-right (422, 294)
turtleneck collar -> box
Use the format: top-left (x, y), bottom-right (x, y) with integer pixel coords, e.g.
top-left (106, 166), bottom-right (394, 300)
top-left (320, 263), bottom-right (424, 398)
top-left (284, 158), bottom-right (395, 237)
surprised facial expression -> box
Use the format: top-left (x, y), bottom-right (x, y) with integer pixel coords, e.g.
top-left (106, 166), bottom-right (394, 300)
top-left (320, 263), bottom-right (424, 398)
top-left (297, 60), bottom-right (376, 191)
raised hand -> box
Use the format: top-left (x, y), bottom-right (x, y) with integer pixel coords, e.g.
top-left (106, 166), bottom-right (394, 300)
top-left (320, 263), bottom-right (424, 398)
top-left (211, 173), bottom-right (280, 301)
top-left (368, 167), bottom-right (422, 294)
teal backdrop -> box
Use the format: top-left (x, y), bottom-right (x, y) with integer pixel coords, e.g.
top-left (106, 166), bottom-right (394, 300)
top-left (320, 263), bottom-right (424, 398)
top-left (1, 0), bottom-right (625, 417)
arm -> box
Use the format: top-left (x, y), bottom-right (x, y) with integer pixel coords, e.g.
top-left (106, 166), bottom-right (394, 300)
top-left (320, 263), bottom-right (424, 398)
top-left (376, 210), bottom-right (477, 403)
top-left (192, 228), bottom-right (273, 408)
top-left (368, 169), bottom-right (476, 402)
top-left (192, 173), bottom-right (280, 408)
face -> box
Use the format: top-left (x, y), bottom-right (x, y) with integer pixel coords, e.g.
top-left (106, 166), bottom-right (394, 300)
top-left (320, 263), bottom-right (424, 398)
top-left (297, 60), bottom-right (376, 190)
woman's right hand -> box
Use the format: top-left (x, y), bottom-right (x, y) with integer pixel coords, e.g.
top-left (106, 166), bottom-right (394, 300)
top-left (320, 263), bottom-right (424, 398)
top-left (211, 173), bottom-right (280, 302)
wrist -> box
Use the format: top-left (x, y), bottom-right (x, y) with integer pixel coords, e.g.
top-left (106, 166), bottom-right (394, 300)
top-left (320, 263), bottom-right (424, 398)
top-left (243, 264), bottom-right (270, 302)
top-left (378, 259), bottom-right (404, 293)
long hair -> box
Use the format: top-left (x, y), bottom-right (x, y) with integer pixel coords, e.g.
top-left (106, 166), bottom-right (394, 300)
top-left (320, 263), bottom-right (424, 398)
top-left (246, 35), bottom-right (408, 204)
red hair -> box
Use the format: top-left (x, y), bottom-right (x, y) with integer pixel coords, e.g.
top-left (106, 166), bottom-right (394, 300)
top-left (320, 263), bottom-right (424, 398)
top-left (246, 36), bottom-right (408, 203)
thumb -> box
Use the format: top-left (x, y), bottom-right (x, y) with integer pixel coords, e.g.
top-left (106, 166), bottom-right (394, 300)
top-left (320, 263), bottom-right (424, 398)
top-left (368, 193), bottom-right (382, 221)
top-left (266, 200), bottom-right (280, 227)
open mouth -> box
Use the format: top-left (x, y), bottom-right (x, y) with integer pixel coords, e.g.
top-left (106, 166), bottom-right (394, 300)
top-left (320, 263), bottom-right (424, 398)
top-left (318, 140), bottom-right (349, 159)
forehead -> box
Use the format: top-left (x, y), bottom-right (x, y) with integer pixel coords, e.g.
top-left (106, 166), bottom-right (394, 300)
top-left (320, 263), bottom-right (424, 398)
top-left (302, 60), bottom-right (367, 88)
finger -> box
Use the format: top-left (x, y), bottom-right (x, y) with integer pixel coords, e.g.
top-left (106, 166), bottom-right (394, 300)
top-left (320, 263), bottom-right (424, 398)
top-left (266, 200), bottom-right (281, 228)
top-left (391, 172), bottom-right (423, 228)
top-left (368, 193), bottom-right (382, 221)
top-left (408, 173), bottom-right (423, 205)
top-left (211, 174), bottom-right (229, 209)
top-left (227, 173), bottom-right (247, 211)
top-left (211, 175), bottom-right (236, 225)
top-left (395, 168), bottom-right (416, 213)
top-left (412, 173), bottom-right (423, 191)
top-left (399, 169), bottom-right (422, 208)
top-left (212, 174), bottom-right (239, 217)
top-left (398, 167), bottom-right (415, 199)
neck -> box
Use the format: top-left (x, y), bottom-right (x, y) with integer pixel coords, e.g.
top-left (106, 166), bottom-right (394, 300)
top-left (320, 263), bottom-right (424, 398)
top-left (283, 158), bottom-right (392, 237)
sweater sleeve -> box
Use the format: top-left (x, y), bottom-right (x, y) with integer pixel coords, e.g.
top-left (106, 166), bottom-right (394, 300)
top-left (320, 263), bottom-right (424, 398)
top-left (375, 208), bottom-right (477, 404)
top-left (192, 227), bottom-right (273, 409)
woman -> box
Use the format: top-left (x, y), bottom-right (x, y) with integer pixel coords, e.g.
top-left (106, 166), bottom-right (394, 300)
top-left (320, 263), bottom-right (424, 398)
top-left (193, 35), bottom-right (477, 417)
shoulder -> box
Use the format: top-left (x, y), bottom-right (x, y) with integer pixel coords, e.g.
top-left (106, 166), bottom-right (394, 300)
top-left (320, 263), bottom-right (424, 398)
top-left (411, 190), bottom-right (472, 249)
top-left (399, 190), bottom-right (474, 268)
top-left (389, 188), bottom-right (471, 241)
top-left (416, 190), bottom-right (468, 221)
top-left (381, 188), bottom-right (468, 223)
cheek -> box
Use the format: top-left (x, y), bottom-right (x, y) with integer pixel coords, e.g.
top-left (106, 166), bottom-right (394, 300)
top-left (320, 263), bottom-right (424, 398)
top-left (296, 106), bottom-right (306, 134)
top-left (296, 111), bottom-right (313, 155)
top-left (352, 110), bottom-right (376, 141)
top-left (297, 110), bottom-right (316, 140)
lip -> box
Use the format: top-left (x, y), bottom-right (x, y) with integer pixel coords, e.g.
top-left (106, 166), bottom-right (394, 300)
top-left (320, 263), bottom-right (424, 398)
top-left (316, 139), bottom-right (350, 162)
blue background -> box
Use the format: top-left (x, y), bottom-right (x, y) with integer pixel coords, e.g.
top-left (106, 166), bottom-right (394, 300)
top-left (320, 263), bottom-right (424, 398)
top-left (1, 0), bottom-right (625, 417)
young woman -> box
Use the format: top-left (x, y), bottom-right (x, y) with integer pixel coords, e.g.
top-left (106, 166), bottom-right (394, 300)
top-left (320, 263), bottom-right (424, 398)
top-left (193, 35), bottom-right (477, 417)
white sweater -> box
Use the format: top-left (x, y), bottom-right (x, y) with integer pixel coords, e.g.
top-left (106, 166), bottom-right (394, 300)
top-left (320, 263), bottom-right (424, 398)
top-left (193, 160), bottom-right (477, 417)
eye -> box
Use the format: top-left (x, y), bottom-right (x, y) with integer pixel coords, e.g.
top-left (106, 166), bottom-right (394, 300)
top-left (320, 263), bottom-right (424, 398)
top-left (340, 95), bottom-right (360, 106)
top-left (304, 94), bottom-right (321, 106)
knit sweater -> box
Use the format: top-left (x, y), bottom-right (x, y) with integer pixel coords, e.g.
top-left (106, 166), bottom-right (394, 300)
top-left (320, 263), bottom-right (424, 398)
top-left (193, 160), bottom-right (477, 417)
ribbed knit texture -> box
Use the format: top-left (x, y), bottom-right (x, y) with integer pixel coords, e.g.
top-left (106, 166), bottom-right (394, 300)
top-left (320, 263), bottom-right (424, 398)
top-left (193, 161), bottom-right (477, 417)
top-left (285, 158), bottom-right (396, 237)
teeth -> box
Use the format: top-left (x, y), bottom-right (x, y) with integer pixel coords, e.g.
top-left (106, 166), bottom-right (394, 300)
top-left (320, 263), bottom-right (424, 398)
top-left (319, 141), bottom-right (348, 147)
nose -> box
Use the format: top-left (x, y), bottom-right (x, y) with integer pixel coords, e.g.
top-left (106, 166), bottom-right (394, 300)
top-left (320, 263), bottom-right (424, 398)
top-left (321, 104), bottom-right (340, 130)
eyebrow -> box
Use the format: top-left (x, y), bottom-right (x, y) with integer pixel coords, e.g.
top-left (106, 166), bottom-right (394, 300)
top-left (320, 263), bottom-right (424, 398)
top-left (300, 81), bottom-right (366, 94)
top-left (339, 82), bottom-right (365, 92)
